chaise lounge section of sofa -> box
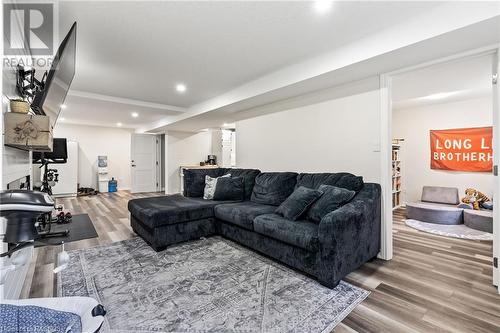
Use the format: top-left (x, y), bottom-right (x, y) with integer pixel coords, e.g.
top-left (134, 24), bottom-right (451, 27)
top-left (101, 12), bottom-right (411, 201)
top-left (128, 168), bottom-right (381, 288)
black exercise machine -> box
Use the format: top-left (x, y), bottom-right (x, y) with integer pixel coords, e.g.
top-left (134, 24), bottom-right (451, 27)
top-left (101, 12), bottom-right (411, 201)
top-left (0, 190), bottom-right (107, 331)
top-left (0, 190), bottom-right (55, 257)
top-left (32, 138), bottom-right (71, 238)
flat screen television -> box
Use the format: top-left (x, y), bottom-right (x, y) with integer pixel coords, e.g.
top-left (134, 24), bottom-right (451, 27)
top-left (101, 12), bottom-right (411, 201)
top-left (32, 22), bottom-right (77, 128)
top-left (32, 138), bottom-right (68, 163)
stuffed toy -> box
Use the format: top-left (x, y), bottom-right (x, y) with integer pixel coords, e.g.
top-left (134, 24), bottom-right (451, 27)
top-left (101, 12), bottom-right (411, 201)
top-left (461, 188), bottom-right (491, 210)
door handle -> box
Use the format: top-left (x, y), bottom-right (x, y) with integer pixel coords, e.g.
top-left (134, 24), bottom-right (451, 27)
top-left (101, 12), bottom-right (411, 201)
top-left (131, 164), bottom-right (136, 167)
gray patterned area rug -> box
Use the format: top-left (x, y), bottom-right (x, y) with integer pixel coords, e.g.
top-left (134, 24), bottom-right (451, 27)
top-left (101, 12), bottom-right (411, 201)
top-left (58, 236), bottom-right (369, 333)
top-left (405, 219), bottom-right (493, 240)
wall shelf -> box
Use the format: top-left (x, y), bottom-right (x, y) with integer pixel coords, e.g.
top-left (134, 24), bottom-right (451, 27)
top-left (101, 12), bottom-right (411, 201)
top-left (4, 112), bottom-right (53, 151)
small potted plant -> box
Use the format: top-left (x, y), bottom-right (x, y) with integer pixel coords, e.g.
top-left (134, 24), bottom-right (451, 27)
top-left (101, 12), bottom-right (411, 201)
top-left (9, 98), bottom-right (30, 114)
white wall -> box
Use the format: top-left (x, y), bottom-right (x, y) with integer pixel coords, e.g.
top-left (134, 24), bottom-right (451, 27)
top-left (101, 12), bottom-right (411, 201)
top-left (1, 70), bottom-right (31, 189)
top-left (1, 68), bottom-right (33, 301)
top-left (53, 123), bottom-right (133, 190)
top-left (236, 90), bottom-right (381, 182)
top-left (393, 97), bottom-right (493, 203)
top-left (166, 131), bottom-right (211, 193)
top-left (1, 17), bottom-right (33, 299)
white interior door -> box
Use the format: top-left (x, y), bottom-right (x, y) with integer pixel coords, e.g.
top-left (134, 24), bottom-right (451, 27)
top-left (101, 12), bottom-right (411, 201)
top-left (131, 134), bottom-right (157, 193)
top-left (493, 51), bottom-right (500, 291)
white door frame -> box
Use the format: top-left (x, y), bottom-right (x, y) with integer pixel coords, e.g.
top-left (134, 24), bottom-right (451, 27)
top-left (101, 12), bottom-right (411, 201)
top-left (379, 45), bottom-right (500, 291)
top-left (163, 132), bottom-right (169, 195)
top-left (492, 50), bottom-right (500, 289)
top-left (379, 74), bottom-right (393, 260)
top-left (155, 134), bottom-right (164, 192)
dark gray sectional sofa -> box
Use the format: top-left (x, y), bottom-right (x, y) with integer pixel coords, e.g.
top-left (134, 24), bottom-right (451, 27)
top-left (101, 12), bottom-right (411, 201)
top-left (128, 168), bottom-right (381, 288)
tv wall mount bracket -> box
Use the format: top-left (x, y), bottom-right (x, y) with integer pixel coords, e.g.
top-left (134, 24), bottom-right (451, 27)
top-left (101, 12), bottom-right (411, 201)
top-left (16, 65), bottom-right (47, 105)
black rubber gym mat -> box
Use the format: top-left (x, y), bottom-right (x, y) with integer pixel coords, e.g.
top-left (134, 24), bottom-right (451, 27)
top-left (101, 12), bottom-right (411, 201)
top-left (35, 214), bottom-right (98, 247)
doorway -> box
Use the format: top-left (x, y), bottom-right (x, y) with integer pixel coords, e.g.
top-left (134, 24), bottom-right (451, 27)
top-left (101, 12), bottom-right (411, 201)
top-left (380, 48), bottom-right (499, 292)
top-left (131, 133), bottom-right (164, 193)
top-left (221, 128), bottom-right (236, 167)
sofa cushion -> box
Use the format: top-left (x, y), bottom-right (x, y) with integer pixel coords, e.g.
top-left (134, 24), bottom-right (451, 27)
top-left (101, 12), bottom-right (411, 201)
top-left (213, 177), bottom-right (245, 201)
top-left (406, 201), bottom-right (463, 225)
top-left (214, 201), bottom-right (276, 230)
top-left (251, 172), bottom-right (298, 206)
top-left (464, 209), bottom-right (493, 233)
top-left (183, 168), bottom-right (224, 197)
top-left (275, 186), bottom-right (323, 220)
top-left (296, 173), bottom-right (344, 190)
top-left (221, 168), bottom-right (260, 200)
top-left (421, 186), bottom-right (459, 205)
top-left (306, 185), bottom-right (356, 223)
top-left (253, 214), bottom-right (319, 252)
top-left (128, 194), bottom-right (225, 228)
top-left (296, 172), bottom-right (364, 193)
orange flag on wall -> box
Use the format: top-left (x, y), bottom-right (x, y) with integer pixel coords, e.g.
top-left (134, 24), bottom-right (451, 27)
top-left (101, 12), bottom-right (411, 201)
top-left (430, 127), bottom-right (493, 172)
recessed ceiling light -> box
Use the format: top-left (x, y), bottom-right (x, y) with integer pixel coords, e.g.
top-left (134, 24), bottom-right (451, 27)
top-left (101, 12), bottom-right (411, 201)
top-left (131, 112), bottom-right (139, 118)
top-left (176, 83), bottom-right (187, 93)
top-left (60, 104), bottom-right (67, 109)
top-left (420, 92), bottom-right (460, 101)
top-left (59, 117), bottom-right (65, 121)
top-left (116, 122), bottom-right (122, 127)
top-left (313, 0), bottom-right (333, 14)
top-left (222, 123), bottom-right (229, 127)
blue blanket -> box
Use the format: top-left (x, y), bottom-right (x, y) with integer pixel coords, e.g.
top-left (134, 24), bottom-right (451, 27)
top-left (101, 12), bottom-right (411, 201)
top-left (0, 304), bottom-right (82, 333)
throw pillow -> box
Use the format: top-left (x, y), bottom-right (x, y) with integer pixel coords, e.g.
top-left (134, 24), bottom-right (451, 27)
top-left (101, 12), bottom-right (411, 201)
top-left (336, 175), bottom-right (364, 193)
top-left (213, 177), bottom-right (245, 201)
top-left (275, 186), bottom-right (323, 220)
top-left (482, 201), bottom-right (493, 210)
top-left (203, 174), bottom-right (230, 200)
top-left (306, 185), bottom-right (356, 223)
top-left (183, 168), bottom-right (224, 197)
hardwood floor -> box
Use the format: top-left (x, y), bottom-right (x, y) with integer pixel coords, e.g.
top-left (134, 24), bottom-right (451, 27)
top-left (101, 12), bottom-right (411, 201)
top-left (22, 191), bottom-right (499, 332)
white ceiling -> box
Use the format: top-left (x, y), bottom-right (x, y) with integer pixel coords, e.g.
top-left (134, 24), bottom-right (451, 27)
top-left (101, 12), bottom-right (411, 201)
top-left (61, 0), bottom-right (444, 106)
top-left (392, 54), bottom-right (492, 110)
top-left (57, 0), bottom-right (446, 128)
top-left (59, 92), bottom-right (182, 128)
top-left (53, 1), bottom-right (500, 130)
